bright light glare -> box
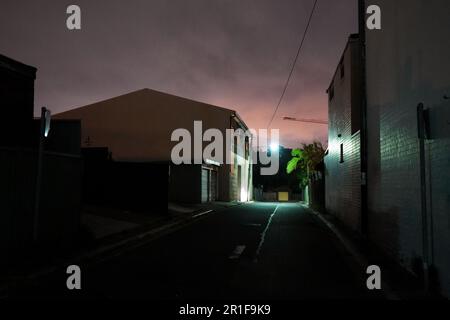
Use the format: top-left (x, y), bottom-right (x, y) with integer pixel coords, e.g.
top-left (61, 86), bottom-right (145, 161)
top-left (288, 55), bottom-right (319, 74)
top-left (270, 142), bottom-right (279, 152)
top-left (240, 188), bottom-right (248, 202)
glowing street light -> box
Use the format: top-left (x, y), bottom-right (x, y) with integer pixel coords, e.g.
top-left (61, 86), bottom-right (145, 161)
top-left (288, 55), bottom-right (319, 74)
top-left (270, 142), bottom-right (279, 152)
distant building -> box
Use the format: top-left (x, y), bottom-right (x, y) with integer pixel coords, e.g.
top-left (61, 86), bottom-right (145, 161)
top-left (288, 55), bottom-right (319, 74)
top-left (324, 34), bottom-right (363, 232)
top-left (253, 146), bottom-right (301, 202)
top-left (55, 88), bottom-right (253, 204)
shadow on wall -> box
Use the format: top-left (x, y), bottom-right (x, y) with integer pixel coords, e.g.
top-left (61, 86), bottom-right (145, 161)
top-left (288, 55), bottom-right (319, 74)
top-left (82, 148), bottom-right (168, 215)
top-left (0, 148), bottom-right (82, 269)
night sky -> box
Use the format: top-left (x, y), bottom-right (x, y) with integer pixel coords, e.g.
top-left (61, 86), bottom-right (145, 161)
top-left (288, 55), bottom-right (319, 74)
top-left (0, 0), bottom-right (357, 148)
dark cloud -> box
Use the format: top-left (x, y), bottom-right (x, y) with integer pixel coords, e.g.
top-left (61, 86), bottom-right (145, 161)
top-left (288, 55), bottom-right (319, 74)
top-left (0, 0), bottom-right (357, 148)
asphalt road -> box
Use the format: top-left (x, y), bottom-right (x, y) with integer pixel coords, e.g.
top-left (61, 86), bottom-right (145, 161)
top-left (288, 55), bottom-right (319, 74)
top-left (9, 202), bottom-right (382, 300)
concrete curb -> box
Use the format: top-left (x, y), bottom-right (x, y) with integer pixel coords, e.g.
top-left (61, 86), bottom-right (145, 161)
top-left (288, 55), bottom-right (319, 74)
top-left (304, 204), bottom-right (399, 300)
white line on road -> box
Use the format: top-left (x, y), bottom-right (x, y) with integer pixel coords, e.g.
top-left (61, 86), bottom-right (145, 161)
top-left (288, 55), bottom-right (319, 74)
top-left (229, 245), bottom-right (246, 259)
top-left (253, 204), bottom-right (279, 263)
top-left (192, 210), bottom-right (214, 218)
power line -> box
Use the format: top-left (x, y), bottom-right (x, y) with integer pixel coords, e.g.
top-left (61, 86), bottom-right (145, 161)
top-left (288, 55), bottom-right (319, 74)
top-left (283, 116), bottom-right (328, 125)
top-left (267, 0), bottom-right (318, 129)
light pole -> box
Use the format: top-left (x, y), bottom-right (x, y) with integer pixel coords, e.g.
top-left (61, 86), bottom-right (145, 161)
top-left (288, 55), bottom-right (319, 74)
top-left (33, 106), bottom-right (51, 242)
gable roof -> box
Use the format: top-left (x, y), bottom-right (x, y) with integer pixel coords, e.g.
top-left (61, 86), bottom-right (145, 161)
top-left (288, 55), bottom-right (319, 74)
top-left (56, 88), bottom-right (236, 116)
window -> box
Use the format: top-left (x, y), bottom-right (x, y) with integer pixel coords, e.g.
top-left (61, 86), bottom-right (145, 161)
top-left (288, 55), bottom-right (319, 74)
top-left (339, 143), bottom-right (344, 163)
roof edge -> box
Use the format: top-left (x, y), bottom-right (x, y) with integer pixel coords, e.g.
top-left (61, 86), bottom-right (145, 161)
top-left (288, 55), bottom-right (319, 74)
top-left (56, 88), bottom-right (238, 117)
top-left (0, 53), bottom-right (37, 79)
top-left (326, 33), bottom-right (360, 92)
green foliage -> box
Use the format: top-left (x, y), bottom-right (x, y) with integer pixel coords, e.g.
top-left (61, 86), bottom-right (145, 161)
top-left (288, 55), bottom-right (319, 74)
top-left (291, 148), bottom-right (303, 157)
top-left (286, 156), bottom-right (300, 174)
top-left (286, 141), bottom-right (325, 188)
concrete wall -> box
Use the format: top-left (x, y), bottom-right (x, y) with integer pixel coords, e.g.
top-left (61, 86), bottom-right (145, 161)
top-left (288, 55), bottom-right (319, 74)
top-left (325, 35), bottom-right (362, 232)
top-left (365, 0), bottom-right (450, 296)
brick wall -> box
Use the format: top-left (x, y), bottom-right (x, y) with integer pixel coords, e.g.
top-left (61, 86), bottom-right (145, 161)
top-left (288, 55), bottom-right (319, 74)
top-left (325, 35), bottom-right (362, 232)
top-left (365, 0), bottom-right (450, 296)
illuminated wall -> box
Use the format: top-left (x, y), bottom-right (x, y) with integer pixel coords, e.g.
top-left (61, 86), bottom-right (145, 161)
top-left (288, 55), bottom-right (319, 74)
top-left (365, 0), bottom-right (450, 296)
top-left (324, 34), bottom-right (363, 232)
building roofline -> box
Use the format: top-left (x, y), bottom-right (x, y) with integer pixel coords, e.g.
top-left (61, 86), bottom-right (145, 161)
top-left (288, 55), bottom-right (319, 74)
top-left (56, 88), bottom-right (238, 117)
top-left (0, 53), bottom-right (37, 79)
top-left (232, 111), bottom-right (250, 131)
top-left (326, 33), bottom-right (359, 93)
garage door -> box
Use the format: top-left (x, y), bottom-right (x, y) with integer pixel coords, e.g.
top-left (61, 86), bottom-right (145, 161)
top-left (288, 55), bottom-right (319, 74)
top-left (210, 170), bottom-right (217, 201)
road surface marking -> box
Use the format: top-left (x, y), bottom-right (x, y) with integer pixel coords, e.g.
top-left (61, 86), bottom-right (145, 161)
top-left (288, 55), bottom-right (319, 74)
top-left (253, 204), bottom-right (279, 263)
top-left (192, 210), bottom-right (214, 218)
top-left (229, 245), bottom-right (246, 259)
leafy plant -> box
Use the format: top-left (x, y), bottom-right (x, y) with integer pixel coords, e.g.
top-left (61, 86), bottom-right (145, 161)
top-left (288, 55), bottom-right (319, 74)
top-left (286, 141), bottom-right (325, 188)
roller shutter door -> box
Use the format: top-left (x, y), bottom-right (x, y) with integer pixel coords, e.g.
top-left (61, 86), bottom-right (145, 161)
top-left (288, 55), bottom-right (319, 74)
top-left (201, 168), bottom-right (209, 203)
top-left (210, 170), bottom-right (217, 201)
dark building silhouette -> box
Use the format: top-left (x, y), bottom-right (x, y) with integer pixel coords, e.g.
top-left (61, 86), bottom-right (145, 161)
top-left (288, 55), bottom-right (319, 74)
top-left (55, 88), bottom-right (253, 205)
top-left (0, 54), bottom-right (36, 147)
top-left (0, 54), bottom-right (82, 268)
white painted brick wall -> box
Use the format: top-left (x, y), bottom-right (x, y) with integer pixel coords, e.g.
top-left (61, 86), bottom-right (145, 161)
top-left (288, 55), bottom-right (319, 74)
top-left (325, 36), bottom-right (362, 232)
top-left (365, 0), bottom-right (450, 296)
